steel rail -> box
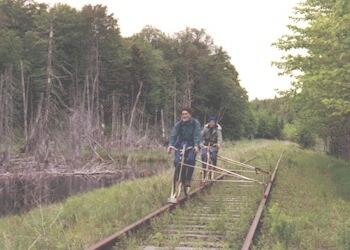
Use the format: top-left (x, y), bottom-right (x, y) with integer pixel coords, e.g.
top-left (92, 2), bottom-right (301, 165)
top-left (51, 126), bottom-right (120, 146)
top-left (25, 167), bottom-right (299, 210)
top-left (86, 156), bottom-right (258, 250)
top-left (241, 152), bottom-right (284, 250)
top-left (87, 174), bottom-right (225, 250)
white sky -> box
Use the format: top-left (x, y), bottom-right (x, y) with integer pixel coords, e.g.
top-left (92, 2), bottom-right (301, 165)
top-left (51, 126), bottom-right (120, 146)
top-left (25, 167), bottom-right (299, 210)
top-left (44, 0), bottom-right (299, 100)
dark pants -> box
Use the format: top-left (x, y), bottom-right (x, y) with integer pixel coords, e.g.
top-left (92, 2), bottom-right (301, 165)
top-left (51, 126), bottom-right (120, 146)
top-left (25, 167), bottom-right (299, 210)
top-left (201, 147), bottom-right (218, 167)
top-left (174, 146), bottom-right (196, 183)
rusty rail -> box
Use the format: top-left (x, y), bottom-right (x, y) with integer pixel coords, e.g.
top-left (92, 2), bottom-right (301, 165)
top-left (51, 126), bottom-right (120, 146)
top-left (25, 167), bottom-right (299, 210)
top-left (241, 152), bottom-right (284, 250)
top-left (86, 155), bottom-right (262, 250)
top-left (87, 174), bottom-right (225, 250)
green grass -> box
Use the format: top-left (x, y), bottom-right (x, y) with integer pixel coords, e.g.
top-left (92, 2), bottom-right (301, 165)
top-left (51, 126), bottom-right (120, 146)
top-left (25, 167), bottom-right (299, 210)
top-left (253, 147), bottom-right (350, 250)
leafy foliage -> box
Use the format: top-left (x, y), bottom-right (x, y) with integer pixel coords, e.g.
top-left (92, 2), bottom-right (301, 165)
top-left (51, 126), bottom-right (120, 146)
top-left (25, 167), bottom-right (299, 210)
top-left (250, 98), bottom-right (285, 139)
top-left (274, 0), bottom-right (350, 159)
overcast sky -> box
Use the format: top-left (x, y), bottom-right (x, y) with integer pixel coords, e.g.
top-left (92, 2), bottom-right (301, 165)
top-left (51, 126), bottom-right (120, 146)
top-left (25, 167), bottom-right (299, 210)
top-left (44, 0), bottom-right (299, 100)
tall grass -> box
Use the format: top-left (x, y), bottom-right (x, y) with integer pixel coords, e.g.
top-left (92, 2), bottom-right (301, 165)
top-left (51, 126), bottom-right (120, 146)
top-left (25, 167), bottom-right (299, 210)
top-left (254, 147), bottom-right (350, 249)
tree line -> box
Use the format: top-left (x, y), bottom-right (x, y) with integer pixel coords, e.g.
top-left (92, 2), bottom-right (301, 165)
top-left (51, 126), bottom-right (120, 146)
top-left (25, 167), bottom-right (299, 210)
top-left (275, 0), bottom-right (350, 159)
top-left (0, 0), bottom-right (254, 162)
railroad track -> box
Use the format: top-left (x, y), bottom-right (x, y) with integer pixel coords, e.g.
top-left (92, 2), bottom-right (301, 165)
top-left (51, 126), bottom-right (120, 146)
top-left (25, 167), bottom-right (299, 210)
top-left (88, 153), bottom-right (283, 250)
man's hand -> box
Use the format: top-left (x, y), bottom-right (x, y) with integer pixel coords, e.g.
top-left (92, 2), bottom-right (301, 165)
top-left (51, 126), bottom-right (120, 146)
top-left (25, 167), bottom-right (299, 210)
top-left (217, 144), bottom-right (221, 150)
top-left (167, 146), bottom-right (173, 154)
top-left (194, 145), bottom-right (199, 154)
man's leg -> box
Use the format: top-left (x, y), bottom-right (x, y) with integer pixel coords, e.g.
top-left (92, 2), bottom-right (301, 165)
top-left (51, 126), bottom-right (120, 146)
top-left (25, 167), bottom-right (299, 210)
top-left (184, 149), bottom-right (196, 186)
top-left (173, 150), bottom-right (181, 182)
top-left (201, 148), bottom-right (208, 168)
top-left (211, 149), bottom-right (218, 166)
top-left (201, 148), bottom-right (208, 180)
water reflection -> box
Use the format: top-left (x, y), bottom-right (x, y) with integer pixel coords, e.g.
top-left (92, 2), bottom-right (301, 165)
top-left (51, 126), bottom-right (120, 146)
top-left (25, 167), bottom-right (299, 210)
top-left (0, 161), bottom-right (168, 216)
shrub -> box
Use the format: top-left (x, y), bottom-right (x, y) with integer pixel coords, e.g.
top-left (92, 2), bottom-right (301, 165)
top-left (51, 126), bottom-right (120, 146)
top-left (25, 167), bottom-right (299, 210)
top-left (282, 123), bottom-right (298, 142)
top-left (296, 128), bottom-right (316, 148)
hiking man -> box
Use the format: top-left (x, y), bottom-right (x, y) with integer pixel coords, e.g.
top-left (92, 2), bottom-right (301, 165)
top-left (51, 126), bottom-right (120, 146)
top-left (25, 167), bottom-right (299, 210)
top-left (167, 108), bottom-right (201, 188)
top-left (201, 116), bottom-right (223, 173)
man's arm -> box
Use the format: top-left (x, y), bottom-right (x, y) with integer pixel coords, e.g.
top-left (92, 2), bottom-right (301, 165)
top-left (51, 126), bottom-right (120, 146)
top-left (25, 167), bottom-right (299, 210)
top-left (200, 127), bottom-right (206, 145)
top-left (217, 126), bottom-right (223, 148)
top-left (169, 122), bottom-right (179, 147)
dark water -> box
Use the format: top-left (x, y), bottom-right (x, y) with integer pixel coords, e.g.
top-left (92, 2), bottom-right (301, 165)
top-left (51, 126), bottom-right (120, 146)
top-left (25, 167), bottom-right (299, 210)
top-left (0, 162), bottom-right (167, 216)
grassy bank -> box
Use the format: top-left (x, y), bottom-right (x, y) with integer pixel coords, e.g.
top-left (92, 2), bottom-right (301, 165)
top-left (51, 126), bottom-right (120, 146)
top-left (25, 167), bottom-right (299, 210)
top-left (253, 146), bottom-right (350, 249)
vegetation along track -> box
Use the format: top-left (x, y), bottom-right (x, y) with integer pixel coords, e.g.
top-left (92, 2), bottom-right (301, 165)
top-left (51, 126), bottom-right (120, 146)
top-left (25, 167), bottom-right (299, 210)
top-left (88, 152), bottom-right (283, 250)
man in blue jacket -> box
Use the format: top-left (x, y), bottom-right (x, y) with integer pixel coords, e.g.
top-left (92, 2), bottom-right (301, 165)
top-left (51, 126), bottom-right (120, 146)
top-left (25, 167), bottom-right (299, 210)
top-left (167, 107), bottom-right (201, 188)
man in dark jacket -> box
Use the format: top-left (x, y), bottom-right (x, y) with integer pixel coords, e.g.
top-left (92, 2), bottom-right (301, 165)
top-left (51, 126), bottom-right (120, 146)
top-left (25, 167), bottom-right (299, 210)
top-left (168, 107), bottom-right (201, 187)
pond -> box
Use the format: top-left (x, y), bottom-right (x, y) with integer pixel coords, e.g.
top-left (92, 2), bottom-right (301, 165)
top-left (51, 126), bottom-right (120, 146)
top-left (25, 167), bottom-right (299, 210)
top-left (0, 160), bottom-right (169, 216)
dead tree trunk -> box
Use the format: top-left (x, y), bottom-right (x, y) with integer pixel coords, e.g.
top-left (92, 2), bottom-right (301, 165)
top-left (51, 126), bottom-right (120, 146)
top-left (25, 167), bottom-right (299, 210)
top-left (0, 66), bottom-right (15, 162)
top-left (127, 80), bottom-right (143, 141)
top-left (0, 75), bottom-right (3, 133)
top-left (20, 60), bottom-right (28, 150)
top-left (173, 79), bottom-right (177, 125)
top-left (161, 108), bottom-right (165, 140)
top-left (111, 92), bottom-right (117, 141)
top-left (184, 64), bottom-right (193, 108)
top-left (41, 23), bottom-right (54, 160)
top-left (83, 22), bottom-right (101, 140)
top-left (122, 110), bottom-right (126, 142)
top-left (43, 24), bottom-right (54, 130)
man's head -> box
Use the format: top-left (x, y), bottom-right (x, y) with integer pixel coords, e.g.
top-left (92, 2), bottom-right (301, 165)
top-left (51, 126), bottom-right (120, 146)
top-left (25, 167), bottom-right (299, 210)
top-left (180, 107), bottom-right (192, 122)
top-left (207, 116), bottom-right (217, 128)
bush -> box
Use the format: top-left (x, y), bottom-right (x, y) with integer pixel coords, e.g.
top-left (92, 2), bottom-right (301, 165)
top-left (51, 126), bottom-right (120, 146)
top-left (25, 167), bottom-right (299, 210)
top-left (296, 128), bottom-right (316, 148)
top-left (282, 123), bottom-right (298, 142)
top-left (253, 110), bottom-right (284, 139)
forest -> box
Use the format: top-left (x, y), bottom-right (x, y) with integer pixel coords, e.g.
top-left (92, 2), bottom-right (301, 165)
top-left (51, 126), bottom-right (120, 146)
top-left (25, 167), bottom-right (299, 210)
top-left (0, 0), bottom-right (254, 164)
top-left (0, 0), bottom-right (349, 164)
